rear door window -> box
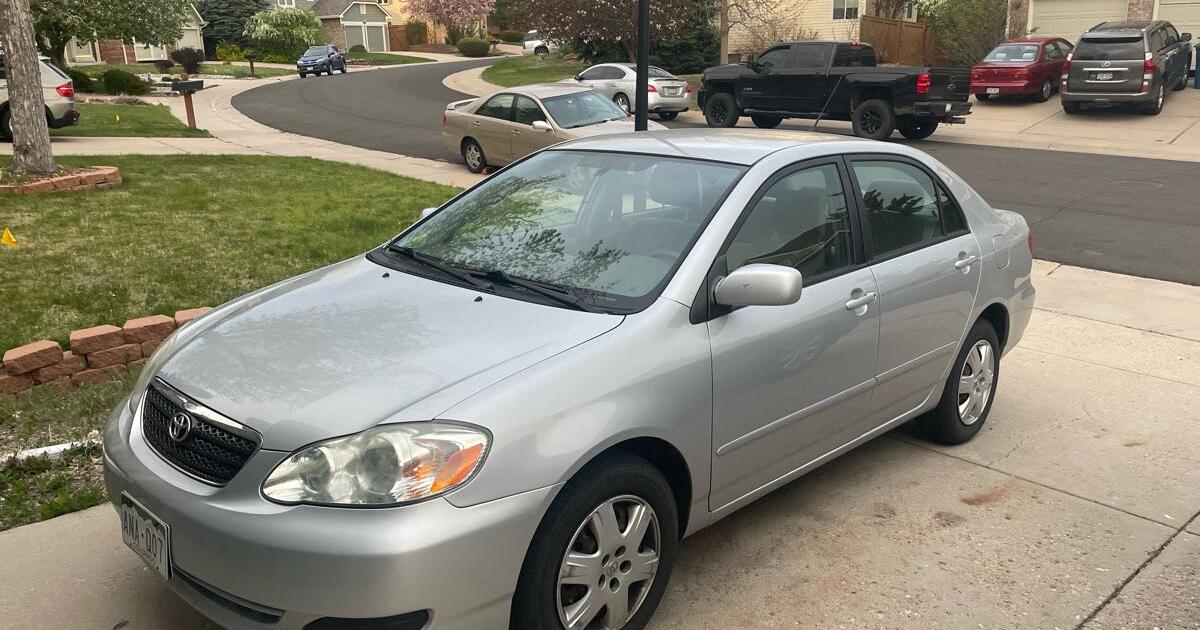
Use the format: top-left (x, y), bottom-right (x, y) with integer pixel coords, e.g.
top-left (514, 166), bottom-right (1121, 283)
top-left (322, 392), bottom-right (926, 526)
top-left (851, 160), bottom-right (947, 258)
top-left (513, 95), bottom-right (546, 126)
top-left (793, 43), bottom-right (830, 68)
top-left (1075, 37), bottom-right (1145, 60)
top-left (476, 94), bottom-right (515, 120)
top-left (1150, 29), bottom-right (1167, 52)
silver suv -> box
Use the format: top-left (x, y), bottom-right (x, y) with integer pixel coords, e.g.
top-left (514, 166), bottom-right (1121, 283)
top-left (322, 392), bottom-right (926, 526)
top-left (1061, 20), bottom-right (1193, 115)
top-left (0, 54), bottom-right (80, 141)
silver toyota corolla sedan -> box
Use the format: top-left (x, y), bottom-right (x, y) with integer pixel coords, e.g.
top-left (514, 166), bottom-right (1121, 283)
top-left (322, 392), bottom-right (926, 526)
top-left (104, 129), bottom-right (1035, 630)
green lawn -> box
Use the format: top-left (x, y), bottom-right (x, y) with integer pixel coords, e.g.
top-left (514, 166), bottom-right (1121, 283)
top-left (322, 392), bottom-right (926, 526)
top-left (50, 102), bottom-right (209, 138)
top-left (346, 51), bottom-right (433, 65)
top-left (0, 155), bottom-right (460, 351)
top-left (77, 63), bottom-right (294, 79)
top-left (481, 54), bottom-right (588, 87)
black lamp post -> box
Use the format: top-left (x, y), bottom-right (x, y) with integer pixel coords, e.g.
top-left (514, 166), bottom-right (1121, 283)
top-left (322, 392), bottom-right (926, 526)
top-left (634, 0), bottom-right (650, 131)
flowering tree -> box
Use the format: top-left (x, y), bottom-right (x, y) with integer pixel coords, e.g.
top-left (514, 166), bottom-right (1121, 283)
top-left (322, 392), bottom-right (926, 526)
top-left (243, 6), bottom-right (321, 58)
top-left (408, 0), bottom-right (495, 33)
top-left (512, 0), bottom-right (695, 61)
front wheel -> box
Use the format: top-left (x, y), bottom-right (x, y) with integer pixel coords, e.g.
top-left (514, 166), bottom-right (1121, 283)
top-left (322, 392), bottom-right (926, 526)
top-left (461, 138), bottom-right (487, 174)
top-left (916, 318), bottom-right (1000, 445)
top-left (535, 46), bottom-right (549, 56)
top-left (1032, 79), bottom-right (1053, 103)
top-left (655, 111), bottom-right (678, 121)
top-left (339, 64), bottom-right (348, 74)
top-left (299, 72), bottom-right (308, 78)
top-left (750, 114), bottom-right (783, 129)
top-left (511, 453), bottom-right (678, 630)
top-left (897, 117), bottom-right (939, 140)
top-left (704, 92), bottom-right (739, 128)
top-left (851, 99), bottom-right (896, 140)
top-left (613, 93), bottom-right (631, 113)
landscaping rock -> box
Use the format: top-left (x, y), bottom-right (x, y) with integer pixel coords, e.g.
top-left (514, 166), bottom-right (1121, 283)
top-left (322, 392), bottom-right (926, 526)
top-left (129, 358), bottom-right (148, 371)
top-left (0, 369), bottom-right (35, 395)
top-left (30, 351), bottom-right (86, 384)
top-left (71, 364), bottom-right (127, 386)
top-left (87, 343), bottom-right (141, 369)
top-left (2, 340), bottom-right (63, 374)
top-left (174, 307), bottom-right (212, 327)
top-left (123, 315), bottom-right (176, 344)
top-left (70, 324), bottom-right (125, 354)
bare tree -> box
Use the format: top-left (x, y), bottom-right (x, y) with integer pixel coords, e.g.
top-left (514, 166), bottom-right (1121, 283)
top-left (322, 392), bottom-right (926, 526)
top-left (0, 0), bottom-right (56, 175)
top-left (719, 0), bottom-right (817, 60)
top-left (871, 0), bottom-right (910, 19)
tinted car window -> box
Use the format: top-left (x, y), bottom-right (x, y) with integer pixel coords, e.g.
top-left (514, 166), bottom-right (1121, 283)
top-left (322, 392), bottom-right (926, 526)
top-left (726, 164), bottom-right (853, 281)
top-left (303, 46), bottom-right (332, 57)
top-left (580, 66), bottom-right (609, 80)
top-left (938, 184), bottom-right (968, 234)
top-left (1075, 37), bottom-right (1145, 60)
top-left (833, 45), bottom-right (865, 66)
top-left (758, 46), bottom-right (792, 70)
top-left (794, 43), bottom-right (830, 68)
top-left (1166, 26), bottom-right (1180, 45)
top-left (476, 94), bottom-right (514, 120)
top-left (853, 161), bottom-right (945, 257)
top-left (648, 66), bottom-right (674, 78)
top-left (1150, 29), bottom-right (1167, 52)
top-left (513, 95), bottom-right (546, 125)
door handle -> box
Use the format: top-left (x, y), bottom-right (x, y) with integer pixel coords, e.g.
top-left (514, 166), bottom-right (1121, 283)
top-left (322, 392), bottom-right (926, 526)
top-left (471, 120), bottom-right (481, 127)
top-left (512, 129), bottom-right (520, 135)
top-left (954, 254), bottom-right (979, 270)
top-left (844, 291), bottom-right (877, 311)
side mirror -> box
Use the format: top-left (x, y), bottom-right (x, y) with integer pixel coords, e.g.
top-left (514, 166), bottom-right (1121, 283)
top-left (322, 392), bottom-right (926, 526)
top-left (532, 120), bottom-right (552, 131)
top-left (713, 264), bottom-right (802, 307)
top-left (420, 207), bottom-right (437, 219)
top-left (1182, 33), bottom-right (1193, 43)
top-left (573, 73), bottom-right (582, 81)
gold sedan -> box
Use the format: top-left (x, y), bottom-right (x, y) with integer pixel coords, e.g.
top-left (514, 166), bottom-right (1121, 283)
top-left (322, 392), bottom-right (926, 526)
top-left (443, 83), bottom-right (665, 173)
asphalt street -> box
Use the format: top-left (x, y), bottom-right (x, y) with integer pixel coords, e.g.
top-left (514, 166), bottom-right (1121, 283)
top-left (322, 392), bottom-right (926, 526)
top-left (234, 61), bottom-right (1200, 285)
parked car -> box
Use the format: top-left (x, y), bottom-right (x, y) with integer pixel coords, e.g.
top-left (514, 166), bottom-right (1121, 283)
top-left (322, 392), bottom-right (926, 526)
top-left (1061, 20), bottom-right (1192, 115)
top-left (699, 41), bottom-right (972, 140)
top-left (296, 45), bottom-right (347, 78)
top-left (521, 30), bottom-right (557, 56)
top-left (442, 83), bottom-right (664, 173)
top-left (972, 37), bottom-right (1073, 102)
top-left (566, 63), bottom-right (692, 120)
top-left (0, 54), bottom-right (79, 141)
top-left (104, 127), bottom-right (1034, 630)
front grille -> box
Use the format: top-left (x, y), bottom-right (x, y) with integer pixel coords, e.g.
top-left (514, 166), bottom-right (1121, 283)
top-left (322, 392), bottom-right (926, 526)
top-left (142, 380), bottom-right (260, 485)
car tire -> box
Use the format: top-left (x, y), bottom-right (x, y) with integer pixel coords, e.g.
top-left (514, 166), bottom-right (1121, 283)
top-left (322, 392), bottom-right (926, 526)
top-left (0, 108), bottom-right (11, 142)
top-left (704, 92), bottom-right (739, 128)
top-left (614, 93), bottom-right (631, 113)
top-left (339, 65), bottom-right (348, 74)
top-left (299, 72), bottom-right (308, 78)
top-left (1173, 67), bottom-right (1189, 91)
top-left (1032, 79), bottom-right (1053, 103)
top-left (1140, 83), bottom-right (1165, 115)
top-left (510, 452), bottom-right (678, 630)
top-left (916, 318), bottom-right (1001, 445)
top-left (461, 138), bottom-right (487, 174)
top-left (851, 99), bottom-right (896, 140)
top-left (750, 114), bottom-right (783, 129)
top-left (656, 111), bottom-right (679, 121)
top-left (535, 46), bottom-right (549, 56)
top-left (975, 93), bottom-right (992, 102)
top-left (897, 117), bottom-right (939, 140)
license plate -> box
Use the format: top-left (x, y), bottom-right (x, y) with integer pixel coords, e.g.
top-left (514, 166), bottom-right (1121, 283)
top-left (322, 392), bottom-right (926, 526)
top-left (1095, 72), bottom-right (1114, 81)
top-left (945, 103), bottom-right (952, 112)
top-left (120, 493), bottom-right (170, 578)
top-left (665, 87), bottom-right (681, 96)
top-left (986, 87), bottom-right (1000, 94)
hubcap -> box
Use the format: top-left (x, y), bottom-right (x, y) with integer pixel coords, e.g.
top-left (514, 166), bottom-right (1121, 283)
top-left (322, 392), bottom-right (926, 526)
top-left (862, 109), bottom-right (881, 134)
top-left (556, 495), bottom-right (660, 630)
top-left (958, 340), bottom-right (995, 425)
top-left (1042, 82), bottom-right (1051, 98)
top-left (616, 96), bottom-right (629, 112)
top-left (465, 144), bottom-right (482, 169)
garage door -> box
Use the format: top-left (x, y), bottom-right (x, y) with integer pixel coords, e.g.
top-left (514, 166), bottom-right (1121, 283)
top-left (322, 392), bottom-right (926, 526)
top-left (1159, 1), bottom-right (1200, 43)
top-left (1030, 0), bottom-right (1127, 42)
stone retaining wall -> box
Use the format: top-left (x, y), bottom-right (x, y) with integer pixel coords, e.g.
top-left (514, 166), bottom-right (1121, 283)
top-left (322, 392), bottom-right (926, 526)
top-left (0, 167), bottom-right (121, 196)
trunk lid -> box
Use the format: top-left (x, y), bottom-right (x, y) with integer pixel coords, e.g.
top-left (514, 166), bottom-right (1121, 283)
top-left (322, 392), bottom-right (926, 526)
top-left (1067, 35), bottom-right (1146, 94)
top-left (650, 77), bottom-right (689, 98)
top-left (971, 62), bottom-right (1033, 81)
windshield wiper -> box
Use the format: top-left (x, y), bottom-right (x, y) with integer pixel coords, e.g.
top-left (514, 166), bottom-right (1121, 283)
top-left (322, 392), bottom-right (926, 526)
top-left (476, 269), bottom-right (597, 313)
top-left (385, 245), bottom-right (492, 290)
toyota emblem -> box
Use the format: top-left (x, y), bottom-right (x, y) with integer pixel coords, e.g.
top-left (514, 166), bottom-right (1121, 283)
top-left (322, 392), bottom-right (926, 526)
top-left (169, 412), bottom-right (193, 442)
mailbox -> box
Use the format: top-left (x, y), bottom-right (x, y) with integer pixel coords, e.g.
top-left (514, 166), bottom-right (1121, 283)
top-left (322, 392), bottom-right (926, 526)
top-left (171, 80), bottom-right (204, 93)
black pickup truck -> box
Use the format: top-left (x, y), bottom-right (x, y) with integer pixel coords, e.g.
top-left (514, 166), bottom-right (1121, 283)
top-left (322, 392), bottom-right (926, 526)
top-left (699, 41), bottom-right (972, 140)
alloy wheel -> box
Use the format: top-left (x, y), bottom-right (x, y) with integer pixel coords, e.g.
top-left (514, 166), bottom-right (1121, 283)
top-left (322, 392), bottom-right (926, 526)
top-left (861, 109), bottom-right (882, 135)
top-left (958, 340), bottom-right (995, 425)
top-left (615, 95), bottom-right (630, 113)
top-left (710, 102), bottom-right (727, 124)
top-left (556, 495), bottom-right (661, 630)
top-left (1041, 81), bottom-right (1051, 100)
top-left (464, 143), bottom-right (482, 170)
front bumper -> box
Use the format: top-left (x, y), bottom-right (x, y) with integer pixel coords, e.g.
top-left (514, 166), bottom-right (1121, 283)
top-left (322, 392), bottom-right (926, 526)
top-left (297, 63), bottom-right (329, 73)
top-left (912, 100), bottom-right (972, 118)
top-left (103, 399), bottom-right (558, 630)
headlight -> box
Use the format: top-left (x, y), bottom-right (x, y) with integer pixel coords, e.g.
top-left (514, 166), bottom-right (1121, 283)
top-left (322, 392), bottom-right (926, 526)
top-left (262, 423), bottom-right (489, 506)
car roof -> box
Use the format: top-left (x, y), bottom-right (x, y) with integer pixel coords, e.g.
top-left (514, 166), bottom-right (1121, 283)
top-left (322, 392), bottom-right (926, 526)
top-left (550, 128), bottom-right (856, 165)
top-left (493, 83), bottom-right (590, 99)
top-left (1087, 21), bottom-right (1159, 35)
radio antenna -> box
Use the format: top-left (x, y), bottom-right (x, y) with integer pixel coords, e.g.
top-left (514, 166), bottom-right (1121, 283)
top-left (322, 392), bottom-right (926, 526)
top-left (811, 73), bottom-right (847, 133)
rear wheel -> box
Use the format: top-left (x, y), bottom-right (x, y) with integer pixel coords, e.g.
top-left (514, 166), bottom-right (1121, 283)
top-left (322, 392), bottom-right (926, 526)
top-left (915, 318), bottom-right (1000, 445)
top-left (461, 138), bottom-right (487, 174)
top-left (1062, 101), bottom-right (1082, 115)
top-left (1173, 66), bottom-right (1189, 91)
top-left (535, 46), bottom-right (549, 56)
top-left (511, 453), bottom-right (678, 630)
top-left (851, 99), bottom-right (896, 140)
top-left (1139, 83), bottom-right (1165, 115)
top-left (897, 117), bottom-right (939, 140)
top-left (0, 109), bottom-right (11, 141)
top-left (613, 93), bottom-right (630, 113)
top-left (1032, 79), bottom-right (1053, 102)
top-left (750, 114), bottom-right (783, 129)
top-left (704, 92), bottom-right (739, 128)
top-left (655, 111), bottom-right (678, 121)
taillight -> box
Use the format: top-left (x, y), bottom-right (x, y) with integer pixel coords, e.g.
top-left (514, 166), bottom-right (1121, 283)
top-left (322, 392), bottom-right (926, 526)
top-left (916, 73), bottom-right (931, 94)
top-left (1013, 68), bottom-right (1028, 79)
top-left (647, 84), bottom-right (657, 93)
top-left (1061, 53), bottom-right (1072, 85)
top-left (685, 84), bottom-right (693, 94)
top-left (1144, 52), bottom-right (1156, 72)
top-left (56, 83), bottom-right (74, 98)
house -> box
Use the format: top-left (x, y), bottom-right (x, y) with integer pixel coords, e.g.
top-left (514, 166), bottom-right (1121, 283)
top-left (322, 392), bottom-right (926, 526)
top-left (1007, 0), bottom-right (1200, 43)
top-left (727, 0), bottom-right (918, 58)
top-left (281, 0), bottom-right (393, 51)
top-left (65, 4), bottom-right (206, 64)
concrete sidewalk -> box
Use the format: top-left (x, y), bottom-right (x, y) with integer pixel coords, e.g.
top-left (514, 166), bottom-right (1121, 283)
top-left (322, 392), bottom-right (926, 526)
top-left (1, 260), bottom-right (1197, 629)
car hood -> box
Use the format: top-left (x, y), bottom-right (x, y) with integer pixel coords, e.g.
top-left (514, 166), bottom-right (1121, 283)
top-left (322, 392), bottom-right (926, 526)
top-left (154, 257), bottom-right (622, 450)
top-left (298, 56), bottom-right (327, 63)
top-left (558, 118), bottom-right (665, 138)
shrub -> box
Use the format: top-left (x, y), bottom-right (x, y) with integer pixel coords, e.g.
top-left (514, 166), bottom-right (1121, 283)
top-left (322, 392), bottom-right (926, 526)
top-left (215, 41), bottom-right (246, 62)
top-left (404, 19), bottom-right (428, 45)
top-left (917, 0), bottom-right (1007, 67)
top-left (349, 44), bottom-right (367, 53)
top-left (244, 6), bottom-right (322, 60)
top-left (259, 52), bottom-right (294, 63)
top-left (170, 47), bottom-right (206, 74)
top-left (457, 37), bottom-right (491, 57)
top-left (64, 67), bottom-right (97, 93)
top-left (230, 68), bottom-right (251, 78)
top-left (100, 69), bottom-right (151, 95)
top-left (153, 59), bottom-right (176, 74)
top-left (499, 29), bottom-right (524, 43)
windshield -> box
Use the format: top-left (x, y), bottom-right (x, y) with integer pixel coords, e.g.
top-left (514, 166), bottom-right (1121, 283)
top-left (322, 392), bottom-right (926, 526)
top-left (386, 150), bottom-right (746, 310)
top-left (542, 91), bottom-right (628, 129)
top-left (1075, 37), bottom-right (1145, 60)
top-left (984, 44), bottom-right (1040, 62)
top-left (303, 46), bottom-right (332, 57)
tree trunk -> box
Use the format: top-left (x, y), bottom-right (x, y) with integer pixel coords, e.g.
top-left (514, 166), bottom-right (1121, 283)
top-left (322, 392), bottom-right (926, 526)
top-left (621, 38), bottom-right (636, 62)
top-left (719, 0), bottom-right (729, 65)
top-left (0, 0), bottom-right (57, 175)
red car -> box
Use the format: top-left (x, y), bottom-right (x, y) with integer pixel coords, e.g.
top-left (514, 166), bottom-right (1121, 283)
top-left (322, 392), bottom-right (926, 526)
top-left (971, 37), bottom-right (1074, 102)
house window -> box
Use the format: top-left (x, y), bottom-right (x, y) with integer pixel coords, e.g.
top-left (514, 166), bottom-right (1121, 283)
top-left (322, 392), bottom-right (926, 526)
top-left (904, 2), bottom-right (917, 20)
top-left (277, 0), bottom-right (295, 6)
top-left (833, 0), bottom-right (859, 20)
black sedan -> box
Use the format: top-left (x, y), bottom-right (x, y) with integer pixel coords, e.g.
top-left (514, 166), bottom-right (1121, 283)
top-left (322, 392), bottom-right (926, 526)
top-left (297, 45), bottom-right (347, 78)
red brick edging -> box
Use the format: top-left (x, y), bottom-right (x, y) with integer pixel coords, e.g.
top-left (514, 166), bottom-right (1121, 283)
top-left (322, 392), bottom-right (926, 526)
top-left (0, 166), bottom-right (122, 196)
top-left (0, 307), bottom-right (211, 397)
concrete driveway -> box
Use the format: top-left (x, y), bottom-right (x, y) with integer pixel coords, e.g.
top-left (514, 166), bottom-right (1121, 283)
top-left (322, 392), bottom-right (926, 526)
top-left (1, 263), bottom-right (1197, 630)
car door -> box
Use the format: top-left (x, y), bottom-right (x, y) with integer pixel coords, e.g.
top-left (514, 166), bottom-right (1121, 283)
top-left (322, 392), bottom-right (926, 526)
top-left (741, 44), bottom-right (795, 110)
top-left (1040, 41), bottom-right (1064, 87)
top-left (707, 159), bottom-right (880, 510)
top-left (470, 93), bottom-right (516, 164)
top-left (1163, 25), bottom-right (1188, 86)
top-left (509, 95), bottom-right (555, 159)
top-left (846, 157), bottom-right (980, 427)
top-left (576, 65), bottom-right (614, 98)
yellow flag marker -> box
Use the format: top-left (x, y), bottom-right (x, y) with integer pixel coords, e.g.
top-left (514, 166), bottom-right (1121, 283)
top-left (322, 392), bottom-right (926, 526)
top-left (114, 113), bottom-right (121, 124)
top-left (1, 227), bottom-right (16, 248)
